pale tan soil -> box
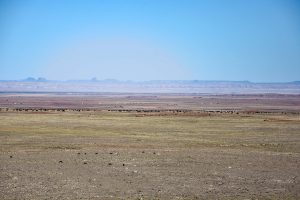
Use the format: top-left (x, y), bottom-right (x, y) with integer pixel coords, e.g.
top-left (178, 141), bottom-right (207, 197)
top-left (0, 94), bottom-right (299, 199)
top-left (1, 147), bottom-right (299, 199)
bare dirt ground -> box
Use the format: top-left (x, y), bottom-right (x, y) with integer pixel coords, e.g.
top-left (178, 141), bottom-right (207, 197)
top-left (0, 93), bottom-right (300, 199)
top-left (1, 93), bottom-right (300, 112)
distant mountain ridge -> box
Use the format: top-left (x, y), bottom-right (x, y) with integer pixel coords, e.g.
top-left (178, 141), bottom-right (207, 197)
top-left (0, 78), bottom-right (299, 84)
top-left (0, 78), bottom-right (300, 94)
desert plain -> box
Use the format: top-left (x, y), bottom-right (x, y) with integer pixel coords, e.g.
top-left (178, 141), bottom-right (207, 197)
top-left (0, 93), bottom-right (300, 199)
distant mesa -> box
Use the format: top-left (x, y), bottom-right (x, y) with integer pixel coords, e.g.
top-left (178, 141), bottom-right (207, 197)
top-left (91, 77), bottom-right (98, 82)
top-left (24, 77), bottom-right (36, 82)
top-left (37, 77), bottom-right (47, 82)
top-left (23, 77), bottom-right (48, 82)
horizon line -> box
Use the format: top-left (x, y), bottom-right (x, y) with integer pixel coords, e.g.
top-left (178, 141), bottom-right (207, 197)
top-left (0, 77), bottom-right (299, 84)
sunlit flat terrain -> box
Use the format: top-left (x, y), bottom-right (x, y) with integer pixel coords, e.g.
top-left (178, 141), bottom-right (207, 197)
top-left (0, 94), bottom-right (299, 199)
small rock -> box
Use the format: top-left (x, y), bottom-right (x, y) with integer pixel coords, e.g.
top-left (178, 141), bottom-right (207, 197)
top-left (84, 153), bottom-right (87, 155)
top-left (122, 163), bottom-right (125, 166)
top-left (109, 152), bottom-right (113, 154)
top-left (153, 152), bottom-right (156, 154)
top-left (217, 181), bottom-right (224, 185)
top-left (83, 161), bottom-right (87, 164)
top-left (142, 151), bottom-right (145, 153)
top-left (95, 152), bottom-right (98, 155)
top-left (77, 152), bottom-right (80, 155)
top-left (59, 160), bottom-right (63, 163)
top-left (10, 155), bottom-right (13, 158)
top-left (108, 163), bottom-right (112, 166)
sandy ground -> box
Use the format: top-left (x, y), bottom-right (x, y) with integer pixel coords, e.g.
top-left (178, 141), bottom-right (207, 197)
top-left (0, 94), bottom-right (300, 199)
top-left (1, 146), bottom-right (300, 199)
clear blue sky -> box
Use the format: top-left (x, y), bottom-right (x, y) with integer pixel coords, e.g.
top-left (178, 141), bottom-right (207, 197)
top-left (0, 0), bottom-right (300, 82)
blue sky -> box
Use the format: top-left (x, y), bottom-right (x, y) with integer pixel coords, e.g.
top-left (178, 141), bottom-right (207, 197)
top-left (0, 0), bottom-right (300, 82)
